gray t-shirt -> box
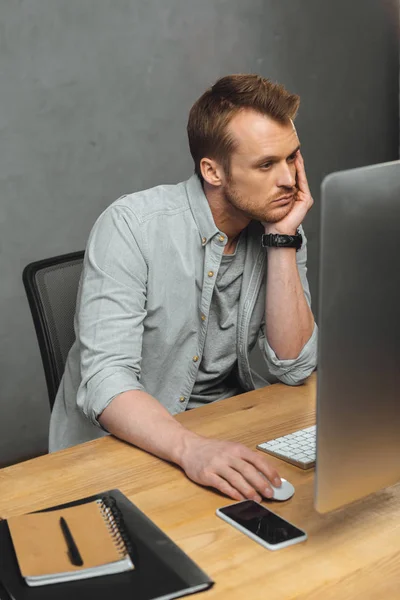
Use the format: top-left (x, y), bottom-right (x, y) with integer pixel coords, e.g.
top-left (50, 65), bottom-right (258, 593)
top-left (189, 231), bottom-right (246, 407)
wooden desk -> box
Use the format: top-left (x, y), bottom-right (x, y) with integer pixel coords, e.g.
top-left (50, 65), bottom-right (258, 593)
top-left (1, 374), bottom-right (399, 599)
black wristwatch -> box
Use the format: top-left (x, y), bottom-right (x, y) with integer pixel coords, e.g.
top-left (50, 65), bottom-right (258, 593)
top-left (261, 229), bottom-right (303, 251)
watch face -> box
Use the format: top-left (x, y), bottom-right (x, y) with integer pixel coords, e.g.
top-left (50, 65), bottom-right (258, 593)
top-left (277, 235), bottom-right (292, 246)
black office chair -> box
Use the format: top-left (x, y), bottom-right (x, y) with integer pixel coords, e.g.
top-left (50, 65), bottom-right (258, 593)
top-left (23, 251), bottom-right (84, 410)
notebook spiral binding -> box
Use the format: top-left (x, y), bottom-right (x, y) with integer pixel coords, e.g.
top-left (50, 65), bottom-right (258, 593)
top-left (97, 496), bottom-right (134, 560)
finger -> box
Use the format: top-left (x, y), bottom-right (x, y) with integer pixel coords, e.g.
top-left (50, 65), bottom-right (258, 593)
top-left (296, 152), bottom-right (310, 192)
top-left (230, 458), bottom-right (276, 499)
top-left (206, 472), bottom-right (246, 502)
top-left (218, 465), bottom-right (263, 502)
top-left (295, 152), bottom-right (311, 196)
top-left (239, 449), bottom-right (282, 487)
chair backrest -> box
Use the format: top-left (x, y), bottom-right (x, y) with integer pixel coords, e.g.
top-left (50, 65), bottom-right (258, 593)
top-left (23, 251), bottom-right (84, 409)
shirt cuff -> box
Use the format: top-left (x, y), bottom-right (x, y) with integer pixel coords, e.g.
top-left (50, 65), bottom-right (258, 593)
top-left (77, 366), bottom-right (145, 427)
top-left (259, 322), bottom-right (318, 386)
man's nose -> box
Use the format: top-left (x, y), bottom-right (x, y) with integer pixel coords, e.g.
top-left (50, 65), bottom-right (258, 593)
top-left (276, 162), bottom-right (296, 188)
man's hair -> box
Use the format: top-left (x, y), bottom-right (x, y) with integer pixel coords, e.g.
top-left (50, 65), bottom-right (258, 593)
top-left (187, 74), bottom-right (300, 181)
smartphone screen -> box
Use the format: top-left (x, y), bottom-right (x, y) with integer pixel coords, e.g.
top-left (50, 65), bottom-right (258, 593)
top-left (218, 500), bottom-right (305, 545)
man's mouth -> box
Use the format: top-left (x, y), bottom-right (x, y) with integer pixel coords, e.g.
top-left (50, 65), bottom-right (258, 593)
top-left (272, 194), bottom-right (294, 204)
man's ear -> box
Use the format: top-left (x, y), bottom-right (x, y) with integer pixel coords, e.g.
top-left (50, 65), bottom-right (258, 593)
top-left (200, 158), bottom-right (224, 187)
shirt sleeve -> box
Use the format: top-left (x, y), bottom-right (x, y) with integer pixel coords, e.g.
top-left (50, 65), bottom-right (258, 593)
top-left (75, 204), bottom-right (147, 426)
top-left (258, 225), bottom-right (318, 386)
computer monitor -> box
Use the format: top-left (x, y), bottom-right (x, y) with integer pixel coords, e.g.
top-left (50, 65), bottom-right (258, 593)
top-left (315, 160), bottom-right (400, 513)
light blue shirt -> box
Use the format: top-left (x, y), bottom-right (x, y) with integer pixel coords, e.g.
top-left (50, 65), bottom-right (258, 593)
top-left (49, 175), bottom-right (317, 451)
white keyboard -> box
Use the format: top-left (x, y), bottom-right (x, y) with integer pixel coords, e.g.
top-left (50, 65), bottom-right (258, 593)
top-left (257, 425), bottom-right (316, 470)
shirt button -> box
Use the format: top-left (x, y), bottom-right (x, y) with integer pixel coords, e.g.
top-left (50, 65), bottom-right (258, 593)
top-left (202, 237), bottom-right (207, 244)
top-left (208, 270), bottom-right (214, 277)
top-left (192, 355), bottom-right (199, 362)
top-left (218, 235), bottom-right (225, 242)
top-left (179, 396), bottom-right (185, 403)
top-left (201, 313), bottom-right (206, 321)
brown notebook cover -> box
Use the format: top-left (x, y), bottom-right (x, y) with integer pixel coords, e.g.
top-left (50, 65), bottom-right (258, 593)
top-left (7, 497), bottom-right (134, 586)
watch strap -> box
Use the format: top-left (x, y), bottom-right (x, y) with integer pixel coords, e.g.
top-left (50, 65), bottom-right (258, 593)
top-left (261, 229), bottom-right (303, 250)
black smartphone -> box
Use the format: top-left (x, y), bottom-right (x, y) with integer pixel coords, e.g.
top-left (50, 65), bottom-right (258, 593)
top-left (216, 500), bottom-right (307, 551)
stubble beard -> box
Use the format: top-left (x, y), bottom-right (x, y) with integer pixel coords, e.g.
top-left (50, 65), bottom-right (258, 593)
top-left (223, 181), bottom-right (296, 224)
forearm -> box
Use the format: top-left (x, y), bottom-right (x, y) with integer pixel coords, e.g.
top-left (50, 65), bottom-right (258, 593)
top-left (98, 389), bottom-right (199, 466)
top-left (97, 380), bottom-right (284, 504)
top-left (265, 247), bottom-right (314, 359)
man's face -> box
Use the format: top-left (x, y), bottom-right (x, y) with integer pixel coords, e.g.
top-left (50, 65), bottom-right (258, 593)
top-left (221, 109), bottom-right (300, 223)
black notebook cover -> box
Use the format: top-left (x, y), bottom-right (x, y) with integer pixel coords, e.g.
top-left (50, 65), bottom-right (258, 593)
top-left (0, 489), bottom-right (214, 600)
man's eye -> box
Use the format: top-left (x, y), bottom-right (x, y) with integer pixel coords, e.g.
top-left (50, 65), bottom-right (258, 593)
top-left (261, 162), bottom-right (272, 170)
top-left (287, 153), bottom-right (297, 163)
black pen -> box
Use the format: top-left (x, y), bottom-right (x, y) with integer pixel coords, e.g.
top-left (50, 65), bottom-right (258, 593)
top-left (59, 517), bottom-right (84, 567)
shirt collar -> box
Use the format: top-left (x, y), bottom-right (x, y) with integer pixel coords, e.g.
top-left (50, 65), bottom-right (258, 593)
top-left (185, 174), bottom-right (219, 245)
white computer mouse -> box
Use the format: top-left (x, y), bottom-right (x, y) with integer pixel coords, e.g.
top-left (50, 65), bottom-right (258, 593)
top-left (269, 478), bottom-right (295, 501)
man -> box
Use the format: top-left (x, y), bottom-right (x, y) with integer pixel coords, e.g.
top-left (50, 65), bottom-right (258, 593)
top-left (49, 74), bottom-right (317, 503)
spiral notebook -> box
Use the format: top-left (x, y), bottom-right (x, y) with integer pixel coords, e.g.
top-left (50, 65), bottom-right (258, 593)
top-left (7, 496), bottom-right (134, 586)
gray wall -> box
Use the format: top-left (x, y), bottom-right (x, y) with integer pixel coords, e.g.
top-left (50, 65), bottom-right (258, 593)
top-left (0, 0), bottom-right (398, 466)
